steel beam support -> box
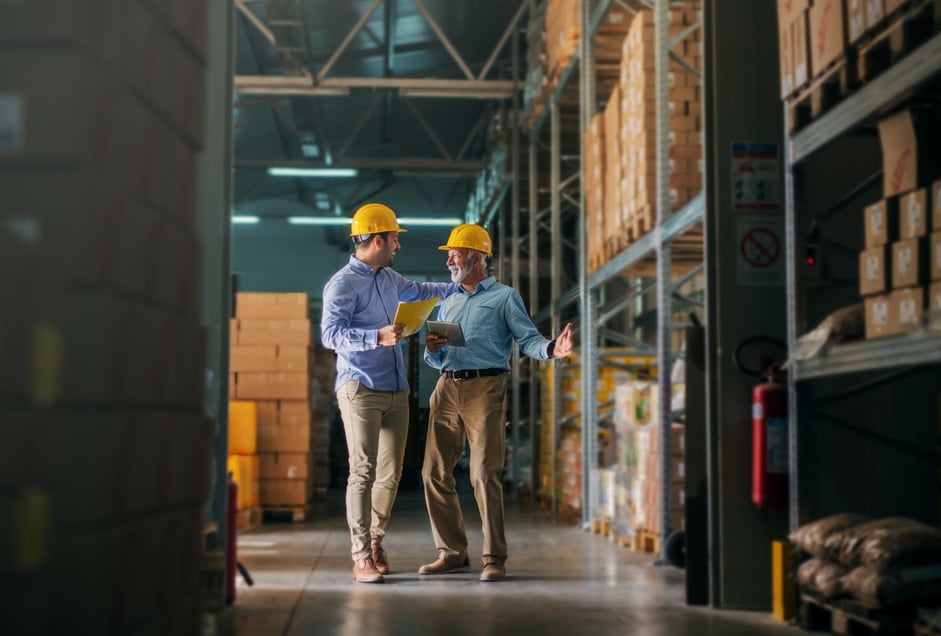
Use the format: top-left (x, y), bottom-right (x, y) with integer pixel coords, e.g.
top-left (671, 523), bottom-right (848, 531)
top-left (403, 98), bottom-right (452, 159)
top-left (479, 0), bottom-right (529, 80)
top-left (412, 0), bottom-right (475, 80)
top-left (654, 0), bottom-right (674, 564)
top-left (550, 101), bottom-right (562, 513)
top-left (511, 24), bottom-right (523, 496)
top-left (528, 137), bottom-right (541, 501)
top-left (318, 0), bottom-right (383, 79)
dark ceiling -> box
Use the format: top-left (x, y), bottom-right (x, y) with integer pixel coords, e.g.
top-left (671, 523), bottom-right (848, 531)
top-left (233, 0), bottom-right (527, 243)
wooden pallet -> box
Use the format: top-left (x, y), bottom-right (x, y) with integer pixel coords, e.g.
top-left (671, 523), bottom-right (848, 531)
top-left (856, 0), bottom-right (941, 83)
top-left (630, 205), bottom-right (655, 240)
top-left (787, 55), bottom-right (857, 134)
top-left (799, 592), bottom-right (916, 635)
top-left (261, 504), bottom-right (311, 523)
top-left (236, 506), bottom-right (262, 532)
top-left (591, 519), bottom-right (613, 537)
top-left (632, 530), bottom-right (661, 555)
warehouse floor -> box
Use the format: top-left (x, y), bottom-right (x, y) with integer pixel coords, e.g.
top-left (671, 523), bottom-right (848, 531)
top-left (216, 485), bottom-right (799, 635)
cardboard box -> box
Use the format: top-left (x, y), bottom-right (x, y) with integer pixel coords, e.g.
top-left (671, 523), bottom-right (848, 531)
top-left (892, 238), bottom-right (928, 288)
top-left (932, 232), bottom-right (941, 280)
top-left (864, 199), bottom-right (898, 247)
top-left (235, 292), bottom-right (309, 319)
top-left (779, 18), bottom-right (793, 98)
top-left (866, 0), bottom-right (885, 27)
top-left (900, 189), bottom-right (928, 238)
top-left (777, 0), bottom-right (810, 26)
top-left (930, 281), bottom-right (941, 312)
top-left (258, 423), bottom-right (311, 453)
top-left (236, 318), bottom-right (312, 346)
top-left (259, 479), bottom-right (312, 507)
top-left (809, 0), bottom-right (845, 78)
top-left (859, 246), bottom-right (890, 296)
top-left (878, 110), bottom-right (941, 197)
top-left (892, 286), bottom-right (925, 333)
top-left (933, 179), bottom-right (941, 231)
top-left (260, 453), bottom-right (311, 480)
top-left (792, 11), bottom-right (810, 89)
top-left (865, 294), bottom-right (893, 338)
top-left (234, 372), bottom-right (309, 400)
top-left (846, 0), bottom-right (867, 43)
top-left (280, 401), bottom-right (312, 427)
top-left (885, 0), bottom-right (907, 12)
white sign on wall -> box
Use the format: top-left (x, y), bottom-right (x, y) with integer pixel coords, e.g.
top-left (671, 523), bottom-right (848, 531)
top-left (731, 142), bottom-right (781, 212)
top-left (737, 216), bottom-right (785, 286)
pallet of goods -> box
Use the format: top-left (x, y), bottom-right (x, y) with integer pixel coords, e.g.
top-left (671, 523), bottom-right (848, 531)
top-left (230, 292), bottom-right (333, 522)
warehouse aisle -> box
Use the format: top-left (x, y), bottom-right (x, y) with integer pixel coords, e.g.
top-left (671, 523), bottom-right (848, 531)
top-left (220, 488), bottom-right (799, 636)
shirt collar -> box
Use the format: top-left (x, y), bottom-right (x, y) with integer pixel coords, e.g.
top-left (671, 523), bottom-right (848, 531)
top-left (460, 276), bottom-right (495, 296)
top-left (348, 254), bottom-right (375, 275)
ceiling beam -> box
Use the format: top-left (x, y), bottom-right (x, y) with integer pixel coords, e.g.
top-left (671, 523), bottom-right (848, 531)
top-left (234, 75), bottom-right (516, 99)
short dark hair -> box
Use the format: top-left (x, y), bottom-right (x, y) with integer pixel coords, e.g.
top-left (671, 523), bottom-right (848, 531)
top-left (352, 231), bottom-right (390, 247)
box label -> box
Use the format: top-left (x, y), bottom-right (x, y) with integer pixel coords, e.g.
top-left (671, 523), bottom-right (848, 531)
top-left (866, 0), bottom-right (883, 24)
top-left (872, 300), bottom-right (888, 326)
top-left (866, 255), bottom-right (880, 279)
top-left (908, 199), bottom-right (923, 235)
top-left (898, 247), bottom-right (912, 273)
top-left (0, 94), bottom-right (25, 152)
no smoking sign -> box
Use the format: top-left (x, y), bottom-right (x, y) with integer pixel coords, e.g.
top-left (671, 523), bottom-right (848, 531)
top-left (740, 226), bottom-right (780, 268)
top-left (736, 217), bottom-right (784, 286)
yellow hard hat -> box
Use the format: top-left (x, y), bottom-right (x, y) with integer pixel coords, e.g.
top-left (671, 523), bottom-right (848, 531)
top-left (438, 224), bottom-right (492, 257)
top-left (349, 203), bottom-right (408, 236)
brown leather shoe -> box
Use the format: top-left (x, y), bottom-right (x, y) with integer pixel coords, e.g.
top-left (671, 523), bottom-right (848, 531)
top-left (480, 562), bottom-right (505, 582)
top-left (352, 557), bottom-right (384, 583)
top-left (417, 555), bottom-right (470, 575)
top-left (371, 543), bottom-right (390, 575)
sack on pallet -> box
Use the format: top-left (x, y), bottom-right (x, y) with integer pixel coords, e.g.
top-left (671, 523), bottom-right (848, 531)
top-left (797, 558), bottom-right (848, 598)
top-left (840, 565), bottom-right (903, 607)
top-left (789, 513), bottom-right (870, 559)
top-left (825, 517), bottom-right (941, 571)
top-left (786, 303), bottom-right (865, 365)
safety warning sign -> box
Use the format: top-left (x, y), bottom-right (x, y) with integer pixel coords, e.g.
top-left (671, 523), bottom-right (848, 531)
top-left (731, 142), bottom-right (781, 212)
top-left (737, 216), bottom-right (785, 286)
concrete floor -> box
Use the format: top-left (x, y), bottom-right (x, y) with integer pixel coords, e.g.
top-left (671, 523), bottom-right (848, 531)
top-left (217, 486), bottom-right (800, 636)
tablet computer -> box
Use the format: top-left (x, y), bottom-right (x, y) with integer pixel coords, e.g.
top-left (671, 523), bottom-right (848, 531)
top-left (426, 320), bottom-right (466, 347)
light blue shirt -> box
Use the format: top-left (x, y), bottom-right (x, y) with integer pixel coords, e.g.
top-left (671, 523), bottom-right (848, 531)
top-left (322, 255), bottom-right (457, 391)
top-left (424, 277), bottom-right (553, 372)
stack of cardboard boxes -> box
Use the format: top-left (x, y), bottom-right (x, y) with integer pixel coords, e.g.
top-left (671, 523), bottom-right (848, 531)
top-left (230, 292), bottom-right (332, 513)
top-left (862, 110), bottom-right (941, 337)
top-left (0, 1), bottom-right (210, 632)
top-left (586, 5), bottom-right (703, 270)
top-left (612, 382), bottom-right (686, 545)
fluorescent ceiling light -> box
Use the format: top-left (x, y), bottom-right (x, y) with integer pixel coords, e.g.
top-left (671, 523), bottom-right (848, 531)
top-left (233, 215), bottom-right (260, 224)
top-left (397, 217), bottom-right (462, 226)
top-left (287, 216), bottom-right (349, 226)
top-left (268, 167), bottom-right (358, 178)
top-left (287, 216), bottom-right (461, 227)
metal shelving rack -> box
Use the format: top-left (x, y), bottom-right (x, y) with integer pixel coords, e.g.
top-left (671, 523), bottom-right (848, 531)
top-left (784, 31), bottom-right (941, 530)
top-left (501, 0), bottom-right (704, 558)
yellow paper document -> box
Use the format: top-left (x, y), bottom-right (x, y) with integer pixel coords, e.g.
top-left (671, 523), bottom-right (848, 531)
top-left (392, 296), bottom-right (440, 337)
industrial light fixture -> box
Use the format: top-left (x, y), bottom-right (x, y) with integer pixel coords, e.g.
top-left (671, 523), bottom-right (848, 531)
top-left (232, 215), bottom-right (260, 224)
top-left (287, 216), bottom-right (462, 227)
top-left (268, 167), bottom-right (359, 178)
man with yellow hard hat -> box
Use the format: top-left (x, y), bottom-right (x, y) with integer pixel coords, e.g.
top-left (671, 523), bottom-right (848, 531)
top-left (418, 223), bottom-right (574, 582)
top-left (321, 203), bottom-right (458, 583)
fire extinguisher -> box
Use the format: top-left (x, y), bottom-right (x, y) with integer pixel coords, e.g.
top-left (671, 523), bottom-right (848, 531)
top-left (734, 336), bottom-right (788, 511)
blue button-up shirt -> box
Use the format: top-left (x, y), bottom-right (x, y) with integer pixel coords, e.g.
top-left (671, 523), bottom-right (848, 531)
top-left (424, 277), bottom-right (552, 372)
top-left (322, 255), bottom-right (457, 391)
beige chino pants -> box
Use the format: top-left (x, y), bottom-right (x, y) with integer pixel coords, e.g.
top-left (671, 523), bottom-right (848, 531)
top-left (336, 380), bottom-right (409, 561)
top-left (422, 374), bottom-right (508, 566)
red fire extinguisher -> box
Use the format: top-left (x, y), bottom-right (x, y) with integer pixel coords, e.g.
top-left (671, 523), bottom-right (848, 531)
top-left (735, 336), bottom-right (789, 511)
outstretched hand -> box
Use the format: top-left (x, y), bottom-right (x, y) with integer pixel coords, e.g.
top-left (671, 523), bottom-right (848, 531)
top-left (553, 322), bottom-right (574, 358)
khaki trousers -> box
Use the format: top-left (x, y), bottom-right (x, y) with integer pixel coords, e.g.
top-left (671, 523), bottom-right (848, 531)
top-left (336, 380), bottom-right (409, 561)
top-left (422, 374), bottom-right (508, 566)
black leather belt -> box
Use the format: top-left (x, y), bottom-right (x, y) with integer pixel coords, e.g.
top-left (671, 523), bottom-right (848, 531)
top-left (441, 368), bottom-right (507, 380)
